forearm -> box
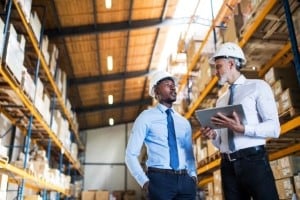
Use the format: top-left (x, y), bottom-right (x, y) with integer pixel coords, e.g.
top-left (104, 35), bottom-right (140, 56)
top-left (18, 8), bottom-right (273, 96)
top-left (125, 153), bottom-right (149, 187)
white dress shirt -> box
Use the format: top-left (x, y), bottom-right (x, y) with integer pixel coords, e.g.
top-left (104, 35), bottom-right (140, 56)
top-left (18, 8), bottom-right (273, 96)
top-left (212, 75), bottom-right (281, 153)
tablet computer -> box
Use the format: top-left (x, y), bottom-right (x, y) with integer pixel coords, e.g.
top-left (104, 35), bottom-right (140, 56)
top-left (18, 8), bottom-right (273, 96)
top-left (195, 104), bottom-right (246, 129)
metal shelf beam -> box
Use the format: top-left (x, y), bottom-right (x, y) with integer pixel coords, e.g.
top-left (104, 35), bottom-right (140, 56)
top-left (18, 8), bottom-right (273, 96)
top-left (0, 159), bottom-right (68, 195)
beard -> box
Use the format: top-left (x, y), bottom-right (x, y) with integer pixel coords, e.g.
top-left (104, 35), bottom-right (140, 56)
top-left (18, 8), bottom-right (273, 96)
top-left (218, 73), bottom-right (228, 85)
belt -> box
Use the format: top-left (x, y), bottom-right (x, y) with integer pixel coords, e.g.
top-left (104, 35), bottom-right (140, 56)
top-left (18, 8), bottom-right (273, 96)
top-left (147, 167), bottom-right (187, 175)
top-left (221, 145), bottom-right (265, 162)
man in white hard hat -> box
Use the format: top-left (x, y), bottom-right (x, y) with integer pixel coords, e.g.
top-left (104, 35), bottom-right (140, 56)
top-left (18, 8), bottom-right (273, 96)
top-left (201, 42), bottom-right (280, 200)
top-left (125, 70), bottom-right (197, 200)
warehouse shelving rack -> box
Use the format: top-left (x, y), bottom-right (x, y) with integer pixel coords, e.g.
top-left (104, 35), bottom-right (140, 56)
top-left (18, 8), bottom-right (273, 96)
top-left (0, 0), bottom-right (83, 198)
top-left (13, 0), bottom-right (84, 151)
top-left (178, 0), bottom-right (240, 94)
top-left (181, 0), bottom-right (300, 187)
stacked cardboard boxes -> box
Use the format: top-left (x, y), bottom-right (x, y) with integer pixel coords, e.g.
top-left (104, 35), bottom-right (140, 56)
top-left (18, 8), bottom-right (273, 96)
top-left (264, 65), bottom-right (300, 116)
top-left (16, 0), bottom-right (32, 22)
top-left (5, 24), bottom-right (26, 83)
top-left (270, 155), bottom-right (300, 199)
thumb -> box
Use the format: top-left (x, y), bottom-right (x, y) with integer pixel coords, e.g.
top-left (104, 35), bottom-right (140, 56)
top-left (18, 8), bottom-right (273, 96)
top-left (232, 111), bottom-right (240, 123)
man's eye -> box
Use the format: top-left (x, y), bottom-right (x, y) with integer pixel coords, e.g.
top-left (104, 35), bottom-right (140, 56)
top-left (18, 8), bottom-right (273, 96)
top-left (164, 83), bottom-right (176, 87)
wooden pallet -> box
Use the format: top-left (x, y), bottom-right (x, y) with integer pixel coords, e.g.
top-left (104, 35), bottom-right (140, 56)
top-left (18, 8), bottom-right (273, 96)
top-left (198, 151), bottom-right (220, 168)
top-left (279, 106), bottom-right (300, 124)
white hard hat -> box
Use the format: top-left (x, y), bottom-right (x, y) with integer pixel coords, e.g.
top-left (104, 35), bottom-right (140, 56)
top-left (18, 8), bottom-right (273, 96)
top-left (209, 42), bottom-right (246, 65)
top-left (148, 71), bottom-right (175, 97)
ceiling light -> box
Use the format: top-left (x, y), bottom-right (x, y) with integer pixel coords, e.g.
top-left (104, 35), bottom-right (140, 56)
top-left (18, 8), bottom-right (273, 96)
top-left (105, 0), bottom-right (112, 9)
top-left (108, 94), bottom-right (113, 105)
top-left (107, 56), bottom-right (113, 71)
top-left (109, 118), bottom-right (114, 126)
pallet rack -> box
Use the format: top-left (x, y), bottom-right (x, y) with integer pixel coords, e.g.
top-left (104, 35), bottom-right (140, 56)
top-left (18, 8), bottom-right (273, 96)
top-left (182, 0), bottom-right (300, 188)
top-left (0, 0), bottom-right (84, 198)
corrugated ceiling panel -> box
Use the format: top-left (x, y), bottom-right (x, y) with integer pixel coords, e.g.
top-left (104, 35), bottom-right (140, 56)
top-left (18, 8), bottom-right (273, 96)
top-left (55, 0), bottom-right (94, 26)
top-left (78, 83), bottom-right (103, 106)
top-left (96, 0), bottom-right (130, 23)
top-left (132, 0), bottom-right (164, 20)
top-left (102, 80), bottom-right (124, 103)
top-left (124, 77), bottom-right (146, 101)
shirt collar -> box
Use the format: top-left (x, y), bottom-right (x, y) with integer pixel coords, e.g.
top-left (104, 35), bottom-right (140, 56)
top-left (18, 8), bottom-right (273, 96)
top-left (157, 103), bottom-right (173, 114)
top-left (232, 74), bottom-right (246, 85)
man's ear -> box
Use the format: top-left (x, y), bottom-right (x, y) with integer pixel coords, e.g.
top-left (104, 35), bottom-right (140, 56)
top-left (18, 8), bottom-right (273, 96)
top-left (154, 86), bottom-right (161, 100)
top-left (228, 59), bottom-right (236, 71)
top-left (228, 59), bottom-right (234, 68)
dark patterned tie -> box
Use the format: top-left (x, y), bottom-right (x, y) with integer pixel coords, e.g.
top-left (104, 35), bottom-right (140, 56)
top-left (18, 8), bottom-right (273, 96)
top-left (228, 84), bottom-right (236, 151)
top-left (166, 109), bottom-right (179, 169)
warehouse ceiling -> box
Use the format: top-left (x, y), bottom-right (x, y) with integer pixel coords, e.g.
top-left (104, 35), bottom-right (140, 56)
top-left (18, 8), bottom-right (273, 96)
top-left (4, 0), bottom-right (299, 132)
top-left (23, 0), bottom-right (182, 131)
top-left (22, 0), bottom-right (220, 131)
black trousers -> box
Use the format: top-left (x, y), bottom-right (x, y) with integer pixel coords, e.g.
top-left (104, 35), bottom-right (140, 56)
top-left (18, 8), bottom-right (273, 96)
top-left (220, 148), bottom-right (279, 200)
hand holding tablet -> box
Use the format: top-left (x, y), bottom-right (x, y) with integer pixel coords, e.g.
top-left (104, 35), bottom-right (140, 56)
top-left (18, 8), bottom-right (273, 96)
top-left (195, 104), bottom-right (246, 129)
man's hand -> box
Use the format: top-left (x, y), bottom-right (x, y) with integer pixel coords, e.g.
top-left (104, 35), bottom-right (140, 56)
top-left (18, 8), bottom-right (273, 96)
top-left (200, 127), bottom-right (217, 140)
top-left (192, 176), bottom-right (198, 184)
top-left (142, 181), bottom-right (149, 192)
top-left (211, 111), bottom-right (245, 133)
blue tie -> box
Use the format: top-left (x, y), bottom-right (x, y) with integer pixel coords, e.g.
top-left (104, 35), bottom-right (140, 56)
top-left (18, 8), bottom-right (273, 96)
top-left (228, 84), bottom-right (236, 151)
top-left (166, 109), bottom-right (179, 169)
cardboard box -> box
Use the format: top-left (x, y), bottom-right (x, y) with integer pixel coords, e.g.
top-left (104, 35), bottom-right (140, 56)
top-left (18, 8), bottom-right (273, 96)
top-left (16, 0), bottom-right (32, 22)
top-left (0, 18), bottom-right (5, 57)
top-left (21, 70), bottom-right (36, 101)
top-left (207, 182), bottom-right (214, 196)
top-left (272, 156), bottom-right (300, 179)
top-left (5, 29), bottom-right (26, 83)
top-left (0, 173), bottom-right (8, 199)
top-left (213, 194), bottom-right (224, 200)
top-left (270, 160), bottom-right (281, 180)
top-left (29, 11), bottom-right (41, 41)
top-left (213, 169), bottom-right (222, 195)
top-left (275, 177), bottom-right (294, 199)
top-left (264, 66), bottom-right (298, 86)
top-left (293, 174), bottom-right (300, 198)
top-left (81, 191), bottom-right (95, 200)
top-left (95, 190), bottom-right (109, 200)
top-left (24, 195), bottom-right (42, 200)
top-left (279, 88), bottom-right (300, 113)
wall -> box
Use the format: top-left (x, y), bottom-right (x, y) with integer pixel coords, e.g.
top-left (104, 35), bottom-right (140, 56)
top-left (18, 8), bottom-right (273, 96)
top-left (83, 123), bottom-right (143, 198)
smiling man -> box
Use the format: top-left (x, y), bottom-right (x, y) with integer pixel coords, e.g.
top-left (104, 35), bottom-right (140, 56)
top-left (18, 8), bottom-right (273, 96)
top-left (125, 71), bottom-right (197, 200)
